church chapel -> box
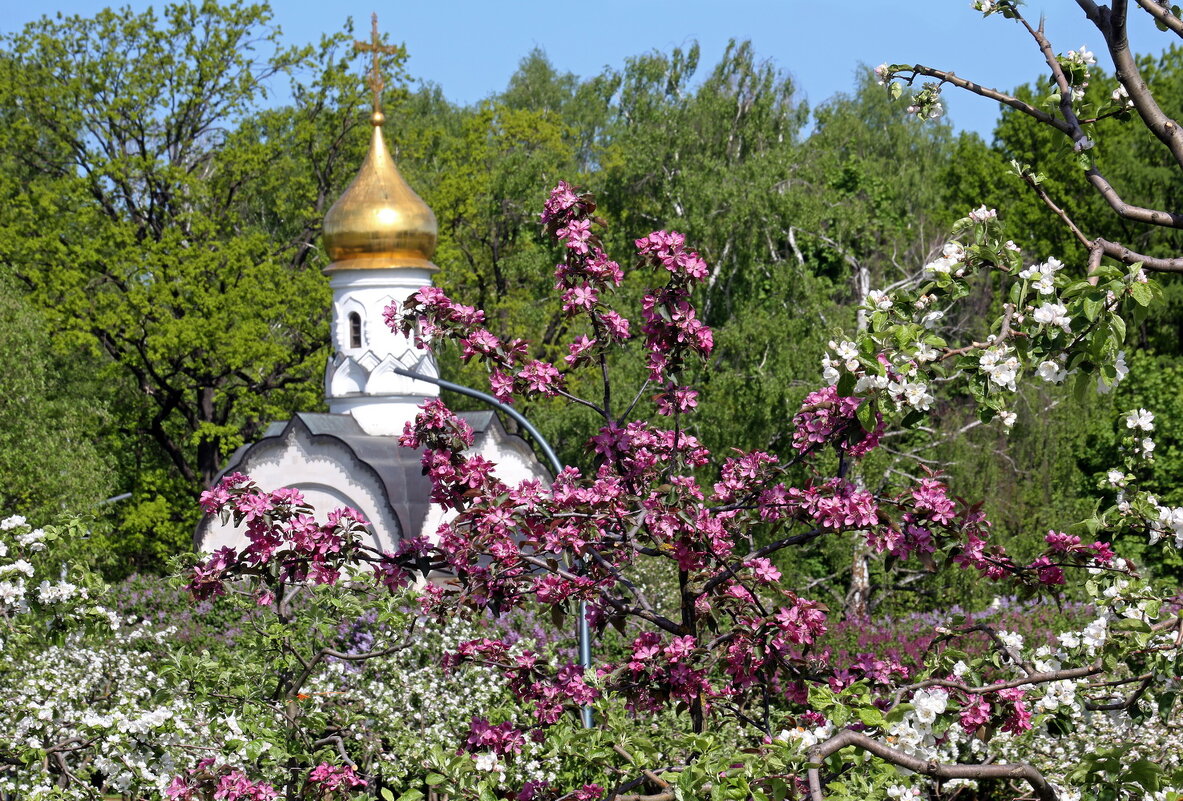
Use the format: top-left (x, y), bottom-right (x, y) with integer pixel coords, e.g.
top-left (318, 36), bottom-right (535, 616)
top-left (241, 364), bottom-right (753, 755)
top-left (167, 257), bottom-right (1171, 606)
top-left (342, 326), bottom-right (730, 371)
top-left (196, 22), bottom-right (551, 553)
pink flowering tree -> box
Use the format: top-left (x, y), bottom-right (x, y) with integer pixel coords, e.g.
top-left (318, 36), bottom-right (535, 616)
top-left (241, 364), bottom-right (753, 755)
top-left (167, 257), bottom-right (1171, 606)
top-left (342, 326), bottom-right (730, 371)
top-left (171, 486), bottom-right (437, 801)
top-left (186, 178), bottom-right (1183, 800)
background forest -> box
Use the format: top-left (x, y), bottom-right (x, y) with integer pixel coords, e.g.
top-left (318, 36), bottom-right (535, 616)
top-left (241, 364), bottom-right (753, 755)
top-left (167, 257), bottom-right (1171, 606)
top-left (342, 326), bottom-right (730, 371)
top-left (2, 2), bottom-right (1181, 612)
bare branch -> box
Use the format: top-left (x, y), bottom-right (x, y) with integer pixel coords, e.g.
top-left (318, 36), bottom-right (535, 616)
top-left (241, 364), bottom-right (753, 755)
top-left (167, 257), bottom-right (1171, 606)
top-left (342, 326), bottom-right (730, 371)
top-left (1020, 167), bottom-right (1183, 272)
top-left (1095, 236), bottom-right (1183, 271)
top-left (1083, 168), bottom-right (1183, 228)
top-left (1136, 0), bottom-right (1183, 38)
top-left (1079, 0), bottom-right (1183, 168)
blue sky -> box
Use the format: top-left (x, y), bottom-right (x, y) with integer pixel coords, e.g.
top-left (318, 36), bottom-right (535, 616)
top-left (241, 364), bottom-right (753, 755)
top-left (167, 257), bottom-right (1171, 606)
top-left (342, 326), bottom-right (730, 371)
top-left (0, 1), bottom-right (1171, 137)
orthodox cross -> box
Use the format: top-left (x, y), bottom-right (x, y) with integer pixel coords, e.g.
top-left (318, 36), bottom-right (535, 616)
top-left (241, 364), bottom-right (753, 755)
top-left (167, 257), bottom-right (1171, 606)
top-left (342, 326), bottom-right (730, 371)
top-left (354, 13), bottom-right (400, 115)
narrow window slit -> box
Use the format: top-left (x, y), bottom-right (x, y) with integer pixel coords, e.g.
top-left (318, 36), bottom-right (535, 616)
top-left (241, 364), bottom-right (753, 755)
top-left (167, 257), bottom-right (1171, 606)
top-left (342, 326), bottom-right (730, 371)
top-left (349, 312), bottom-right (362, 349)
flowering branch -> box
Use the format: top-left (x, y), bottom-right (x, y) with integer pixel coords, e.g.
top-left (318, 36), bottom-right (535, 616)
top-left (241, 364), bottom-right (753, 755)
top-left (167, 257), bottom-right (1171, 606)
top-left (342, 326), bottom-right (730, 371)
top-left (882, 1), bottom-right (1183, 273)
top-left (806, 729), bottom-right (1059, 801)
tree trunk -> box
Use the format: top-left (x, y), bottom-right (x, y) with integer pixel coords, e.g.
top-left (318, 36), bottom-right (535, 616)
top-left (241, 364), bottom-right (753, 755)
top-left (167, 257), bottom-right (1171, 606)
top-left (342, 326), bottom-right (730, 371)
top-left (844, 534), bottom-right (872, 620)
top-left (197, 385), bottom-right (220, 486)
top-left (845, 258), bottom-right (873, 620)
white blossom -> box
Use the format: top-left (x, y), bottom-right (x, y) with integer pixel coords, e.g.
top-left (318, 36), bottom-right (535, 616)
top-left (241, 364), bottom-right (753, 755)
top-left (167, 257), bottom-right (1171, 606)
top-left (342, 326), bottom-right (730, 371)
top-left (920, 309), bottom-right (944, 329)
top-left (15, 528), bottom-right (45, 547)
top-left (777, 721), bottom-right (834, 752)
top-left (37, 580), bottom-right (81, 604)
top-left (829, 340), bottom-right (860, 371)
top-left (998, 630), bottom-right (1024, 651)
top-left (980, 345), bottom-right (1020, 391)
top-left (1037, 360), bottom-right (1068, 384)
top-left (821, 355), bottom-right (840, 386)
top-left (0, 560), bottom-right (34, 578)
top-left (1033, 302), bottom-right (1071, 332)
top-left (912, 688), bottom-right (949, 725)
top-left (0, 580), bottom-right (24, 606)
top-left (1126, 408), bottom-right (1155, 432)
top-left (1098, 351), bottom-right (1128, 394)
top-left (889, 379), bottom-right (934, 411)
top-left (1081, 616), bottom-right (1109, 651)
top-left (854, 373), bottom-right (889, 394)
top-left (473, 752), bottom-right (500, 772)
top-left (924, 256), bottom-right (955, 276)
top-left (1156, 504), bottom-right (1183, 548)
top-left (914, 343), bottom-right (939, 363)
top-left (867, 289), bottom-right (893, 310)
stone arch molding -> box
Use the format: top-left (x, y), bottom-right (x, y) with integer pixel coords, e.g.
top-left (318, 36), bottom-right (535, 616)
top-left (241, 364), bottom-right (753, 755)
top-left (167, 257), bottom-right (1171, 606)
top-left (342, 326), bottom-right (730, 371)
top-left (196, 419), bottom-right (403, 555)
top-left (330, 355), bottom-right (368, 395)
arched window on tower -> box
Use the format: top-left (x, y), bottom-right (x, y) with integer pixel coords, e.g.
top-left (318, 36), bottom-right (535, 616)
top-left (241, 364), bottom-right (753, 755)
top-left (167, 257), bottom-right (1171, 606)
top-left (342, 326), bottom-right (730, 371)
top-left (349, 312), bottom-right (363, 349)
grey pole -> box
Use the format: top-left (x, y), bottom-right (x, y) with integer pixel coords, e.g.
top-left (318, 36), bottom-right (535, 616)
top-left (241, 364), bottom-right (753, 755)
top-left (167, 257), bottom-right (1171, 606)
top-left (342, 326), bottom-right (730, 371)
top-left (391, 367), bottom-right (595, 728)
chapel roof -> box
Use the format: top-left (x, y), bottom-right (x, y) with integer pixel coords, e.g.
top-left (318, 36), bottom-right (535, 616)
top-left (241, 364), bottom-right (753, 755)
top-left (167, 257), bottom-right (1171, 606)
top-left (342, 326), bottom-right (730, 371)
top-left (198, 411), bottom-right (502, 549)
top-left (320, 38), bottom-right (438, 273)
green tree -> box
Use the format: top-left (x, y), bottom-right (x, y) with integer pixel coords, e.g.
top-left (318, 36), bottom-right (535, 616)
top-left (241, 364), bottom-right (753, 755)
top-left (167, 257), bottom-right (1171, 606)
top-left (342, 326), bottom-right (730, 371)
top-left (0, 4), bottom-right (390, 554)
top-left (0, 279), bottom-right (113, 518)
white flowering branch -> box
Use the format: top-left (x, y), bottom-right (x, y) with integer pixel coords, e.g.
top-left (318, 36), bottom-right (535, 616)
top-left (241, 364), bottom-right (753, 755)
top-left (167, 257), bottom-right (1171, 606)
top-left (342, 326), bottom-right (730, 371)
top-left (885, 1), bottom-right (1183, 274)
top-left (805, 729), bottom-right (1059, 801)
top-left (889, 65), bottom-right (1059, 127)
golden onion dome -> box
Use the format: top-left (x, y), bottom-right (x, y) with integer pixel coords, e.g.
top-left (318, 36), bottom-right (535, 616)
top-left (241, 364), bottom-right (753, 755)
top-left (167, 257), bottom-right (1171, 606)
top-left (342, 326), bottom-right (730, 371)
top-left (322, 111), bottom-right (438, 271)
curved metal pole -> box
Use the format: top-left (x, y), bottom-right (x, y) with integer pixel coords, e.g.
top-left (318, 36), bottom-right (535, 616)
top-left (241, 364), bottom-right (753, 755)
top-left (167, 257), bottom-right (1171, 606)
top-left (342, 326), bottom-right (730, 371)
top-left (391, 366), bottom-right (595, 728)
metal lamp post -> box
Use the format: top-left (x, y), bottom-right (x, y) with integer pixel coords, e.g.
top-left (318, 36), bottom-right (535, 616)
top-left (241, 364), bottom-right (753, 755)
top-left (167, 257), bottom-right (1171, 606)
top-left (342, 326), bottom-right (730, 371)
top-left (391, 366), bottom-right (595, 728)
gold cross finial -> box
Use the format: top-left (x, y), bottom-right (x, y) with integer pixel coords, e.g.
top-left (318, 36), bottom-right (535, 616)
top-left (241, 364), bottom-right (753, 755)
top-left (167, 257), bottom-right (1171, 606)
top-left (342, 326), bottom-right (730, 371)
top-left (354, 13), bottom-right (401, 121)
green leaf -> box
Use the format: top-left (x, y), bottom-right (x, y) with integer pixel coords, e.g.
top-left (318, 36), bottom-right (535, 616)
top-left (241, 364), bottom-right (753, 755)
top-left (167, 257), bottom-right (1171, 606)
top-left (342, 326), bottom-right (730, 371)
top-left (836, 370), bottom-right (857, 397)
top-left (1129, 759), bottom-right (1163, 792)
top-left (885, 703), bottom-right (914, 724)
top-left (1111, 313), bottom-right (1126, 344)
top-left (1131, 281), bottom-right (1153, 307)
top-left (425, 774), bottom-right (447, 787)
top-left (856, 399), bottom-right (877, 432)
top-left (857, 706), bottom-right (886, 727)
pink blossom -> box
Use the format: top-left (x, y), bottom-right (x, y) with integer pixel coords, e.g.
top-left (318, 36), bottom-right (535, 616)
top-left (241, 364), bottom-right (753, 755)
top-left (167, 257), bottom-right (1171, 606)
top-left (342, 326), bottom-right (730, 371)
top-left (557, 218), bottom-right (593, 254)
top-left (746, 557), bottom-right (782, 584)
top-left (517, 360), bottom-right (563, 396)
top-left (540, 180), bottom-right (583, 224)
top-left (791, 386), bottom-right (882, 456)
top-left (998, 687), bottom-right (1033, 734)
top-left (562, 283), bottom-right (599, 313)
top-left (600, 310), bottom-right (631, 340)
top-left (489, 369), bottom-right (514, 403)
top-left (564, 335), bottom-right (597, 366)
top-left (959, 694), bottom-right (992, 733)
top-left (307, 763), bottom-right (367, 793)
